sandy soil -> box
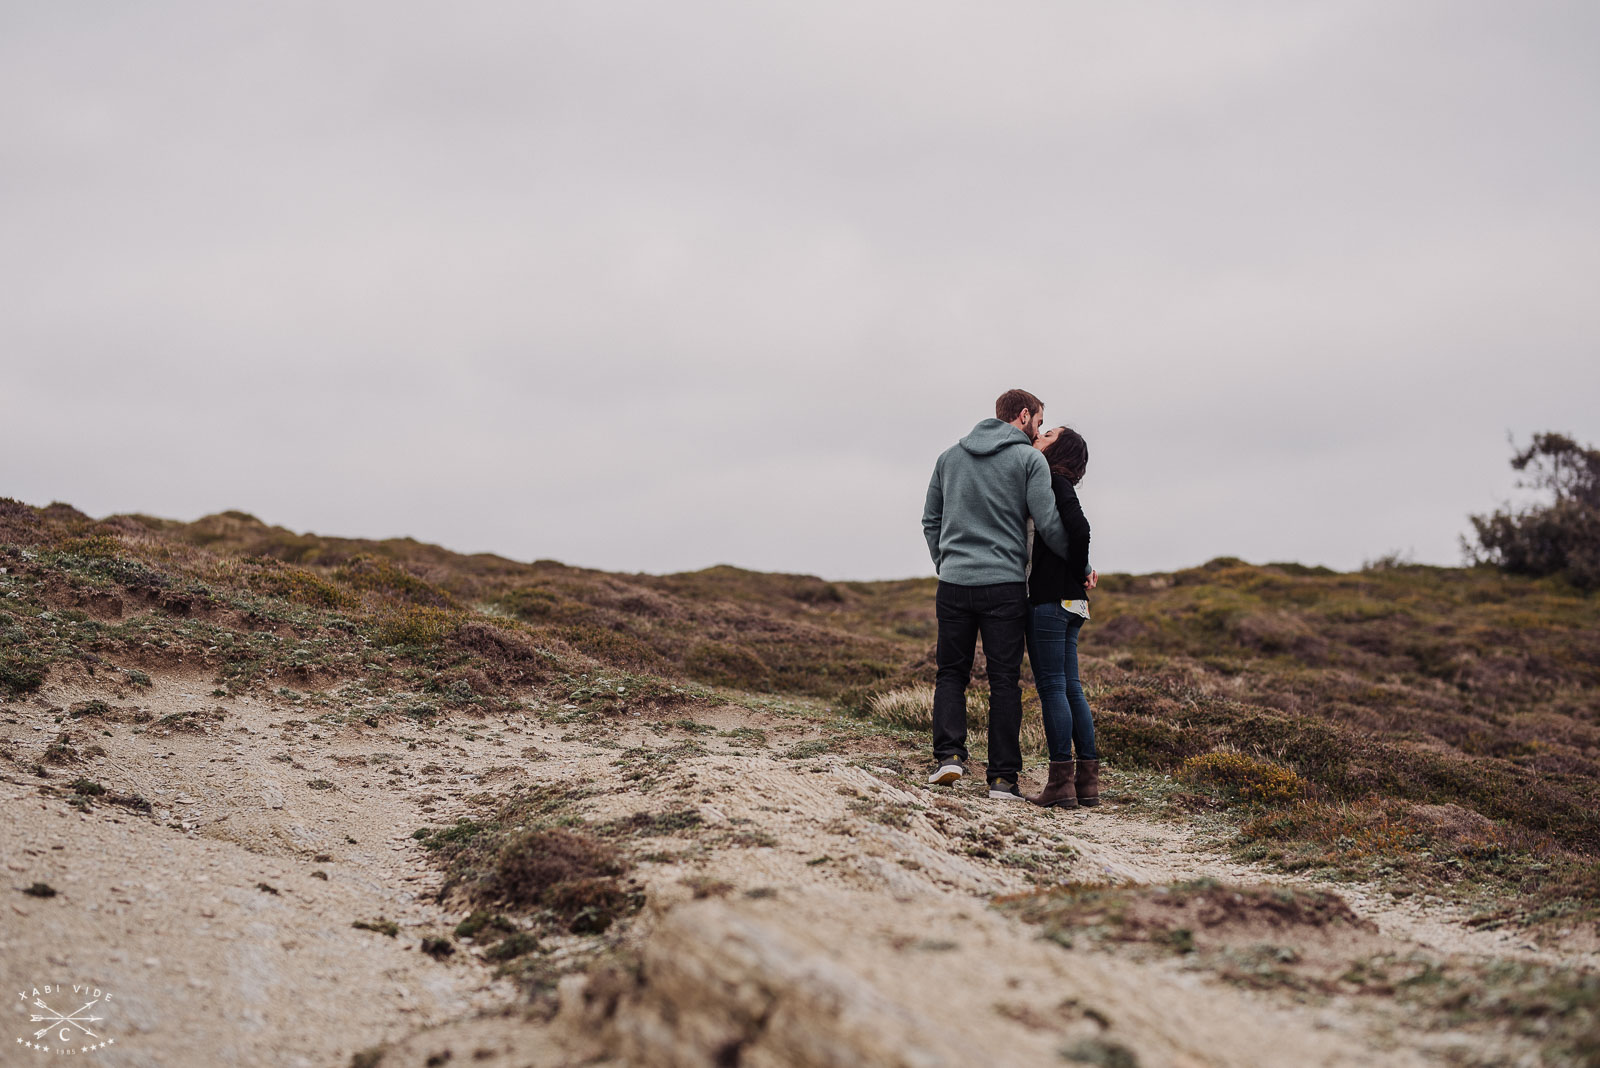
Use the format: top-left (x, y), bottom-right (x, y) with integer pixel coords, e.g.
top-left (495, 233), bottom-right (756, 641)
top-left (1, 671), bottom-right (1586, 1067)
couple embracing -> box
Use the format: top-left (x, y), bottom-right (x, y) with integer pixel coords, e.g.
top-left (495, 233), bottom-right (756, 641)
top-left (921, 388), bottom-right (1100, 809)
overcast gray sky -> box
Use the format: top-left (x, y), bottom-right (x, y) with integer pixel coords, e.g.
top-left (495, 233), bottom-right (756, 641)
top-left (3, 2), bottom-right (1596, 579)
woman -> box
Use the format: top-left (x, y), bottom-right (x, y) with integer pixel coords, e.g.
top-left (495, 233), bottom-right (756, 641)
top-left (1024, 426), bottom-right (1100, 809)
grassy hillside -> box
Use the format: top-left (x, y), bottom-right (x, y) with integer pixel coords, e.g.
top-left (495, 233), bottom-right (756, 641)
top-left (1077, 559), bottom-right (1600, 923)
top-left (2, 499), bottom-right (1597, 928)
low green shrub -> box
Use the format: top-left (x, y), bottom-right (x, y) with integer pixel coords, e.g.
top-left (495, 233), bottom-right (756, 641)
top-left (373, 606), bottom-right (462, 647)
top-left (0, 653), bottom-right (46, 695)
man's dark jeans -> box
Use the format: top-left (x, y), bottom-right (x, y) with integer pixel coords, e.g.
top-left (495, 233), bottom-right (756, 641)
top-left (932, 580), bottom-right (1028, 783)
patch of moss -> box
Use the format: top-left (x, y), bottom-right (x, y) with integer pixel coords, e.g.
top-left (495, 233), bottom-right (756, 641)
top-left (484, 931), bottom-right (540, 961)
top-left (454, 910), bottom-right (516, 940)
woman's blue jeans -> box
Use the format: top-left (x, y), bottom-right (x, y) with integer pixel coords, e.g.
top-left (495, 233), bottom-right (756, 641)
top-left (1025, 602), bottom-right (1098, 763)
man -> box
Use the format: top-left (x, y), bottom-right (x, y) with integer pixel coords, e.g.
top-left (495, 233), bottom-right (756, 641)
top-left (921, 388), bottom-right (1070, 800)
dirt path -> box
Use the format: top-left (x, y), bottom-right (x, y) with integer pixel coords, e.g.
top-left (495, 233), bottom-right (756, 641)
top-left (3, 674), bottom-right (522, 1066)
top-left (0, 674), bottom-right (1581, 1067)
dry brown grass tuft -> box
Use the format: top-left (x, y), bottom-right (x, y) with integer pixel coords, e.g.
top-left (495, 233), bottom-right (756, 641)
top-left (868, 683), bottom-right (936, 729)
top-left (490, 828), bottom-right (632, 934)
top-left (869, 683), bottom-right (1048, 756)
top-left (1179, 750), bottom-right (1310, 804)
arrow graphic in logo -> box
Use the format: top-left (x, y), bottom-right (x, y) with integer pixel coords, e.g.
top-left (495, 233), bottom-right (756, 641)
top-left (30, 997), bottom-right (103, 1040)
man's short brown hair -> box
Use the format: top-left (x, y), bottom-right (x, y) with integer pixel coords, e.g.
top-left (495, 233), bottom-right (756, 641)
top-left (995, 388), bottom-right (1043, 423)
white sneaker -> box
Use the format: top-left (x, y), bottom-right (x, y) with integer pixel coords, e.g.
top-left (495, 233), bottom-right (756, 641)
top-left (927, 760), bottom-right (965, 785)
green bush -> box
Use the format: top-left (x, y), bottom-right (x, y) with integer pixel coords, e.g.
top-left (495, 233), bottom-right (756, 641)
top-left (57, 534), bottom-right (124, 558)
top-left (335, 555), bottom-right (457, 608)
top-left (550, 623), bottom-right (664, 671)
top-left (373, 606), bottom-right (461, 647)
top-left (0, 653), bottom-right (46, 695)
top-left (250, 562), bottom-right (359, 610)
top-left (682, 641), bottom-right (770, 689)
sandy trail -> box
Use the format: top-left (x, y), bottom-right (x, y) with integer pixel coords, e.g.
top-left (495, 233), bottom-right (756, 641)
top-left (0, 673), bottom-right (1581, 1067)
top-left (3, 674), bottom-right (519, 1066)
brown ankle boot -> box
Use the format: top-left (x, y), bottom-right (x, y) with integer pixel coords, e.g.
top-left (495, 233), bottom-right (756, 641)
top-left (1075, 759), bottom-right (1101, 807)
top-left (1026, 760), bottom-right (1077, 809)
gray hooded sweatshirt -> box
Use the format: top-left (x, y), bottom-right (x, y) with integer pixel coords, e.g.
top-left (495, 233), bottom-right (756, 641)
top-left (922, 419), bottom-right (1070, 586)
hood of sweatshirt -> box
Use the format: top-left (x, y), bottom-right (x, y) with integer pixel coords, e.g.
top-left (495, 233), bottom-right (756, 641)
top-left (958, 418), bottom-right (1031, 457)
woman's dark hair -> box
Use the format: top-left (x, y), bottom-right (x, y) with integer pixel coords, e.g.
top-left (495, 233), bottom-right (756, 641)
top-left (1041, 427), bottom-right (1088, 485)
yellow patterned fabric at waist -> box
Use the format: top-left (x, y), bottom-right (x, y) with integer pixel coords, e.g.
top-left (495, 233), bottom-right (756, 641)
top-left (1062, 599), bottom-right (1090, 620)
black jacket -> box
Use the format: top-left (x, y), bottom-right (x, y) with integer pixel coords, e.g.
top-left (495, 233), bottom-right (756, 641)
top-left (1028, 473), bottom-right (1091, 604)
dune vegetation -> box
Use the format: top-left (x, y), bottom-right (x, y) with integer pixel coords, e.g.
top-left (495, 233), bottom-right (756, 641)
top-left (4, 498), bottom-right (1597, 939)
top-left (7, 497), bottom-right (1600, 1064)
